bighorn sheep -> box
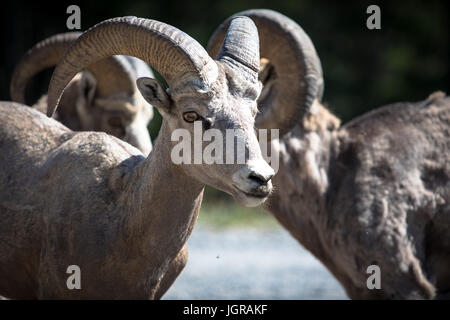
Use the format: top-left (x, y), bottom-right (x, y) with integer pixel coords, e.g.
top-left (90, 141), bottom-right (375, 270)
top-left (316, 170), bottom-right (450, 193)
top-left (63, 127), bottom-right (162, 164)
top-left (10, 32), bottom-right (154, 155)
top-left (209, 9), bottom-right (450, 299)
top-left (0, 16), bottom-right (274, 299)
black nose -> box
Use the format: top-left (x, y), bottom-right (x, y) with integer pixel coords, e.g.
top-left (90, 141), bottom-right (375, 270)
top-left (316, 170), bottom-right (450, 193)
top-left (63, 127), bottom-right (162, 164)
top-left (248, 171), bottom-right (273, 185)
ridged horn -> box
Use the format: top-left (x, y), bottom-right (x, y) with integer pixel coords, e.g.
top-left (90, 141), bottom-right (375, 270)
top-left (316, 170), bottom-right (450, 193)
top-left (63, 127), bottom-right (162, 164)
top-left (215, 16), bottom-right (260, 82)
top-left (47, 16), bottom-right (218, 117)
top-left (10, 32), bottom-right (137, 104)
top-left (207, 9), bottom-right (324, 136)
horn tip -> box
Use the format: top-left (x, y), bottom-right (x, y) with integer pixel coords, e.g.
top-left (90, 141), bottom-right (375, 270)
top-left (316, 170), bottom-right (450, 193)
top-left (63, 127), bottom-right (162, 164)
top-left (46, 98), bottom-right (57, 117)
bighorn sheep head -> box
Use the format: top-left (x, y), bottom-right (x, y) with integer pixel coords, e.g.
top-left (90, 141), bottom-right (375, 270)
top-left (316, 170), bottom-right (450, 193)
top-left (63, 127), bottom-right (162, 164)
top-left (207, 9), bottom-right (324, 137)
top-left (47, 16), bottom-right (274, 207)
top-left (10, 32), bottom-right (154, 155)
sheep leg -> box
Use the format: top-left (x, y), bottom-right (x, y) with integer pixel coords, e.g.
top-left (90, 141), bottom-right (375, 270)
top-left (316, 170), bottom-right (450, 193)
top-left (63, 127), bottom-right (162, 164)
top-left (154, 244), bottom-right (188, 299)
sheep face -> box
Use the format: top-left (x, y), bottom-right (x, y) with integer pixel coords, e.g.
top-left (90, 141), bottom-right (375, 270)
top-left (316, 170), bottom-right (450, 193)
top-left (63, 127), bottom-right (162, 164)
top-left (137, 63), bottom-right (274, 207)
top-left (75, 72), bottom-right (153, 156)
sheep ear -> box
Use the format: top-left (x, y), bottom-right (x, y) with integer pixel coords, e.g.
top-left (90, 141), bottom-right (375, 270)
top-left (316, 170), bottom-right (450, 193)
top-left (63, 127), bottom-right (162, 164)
top-left (136, 77), bottom-right (171, 115)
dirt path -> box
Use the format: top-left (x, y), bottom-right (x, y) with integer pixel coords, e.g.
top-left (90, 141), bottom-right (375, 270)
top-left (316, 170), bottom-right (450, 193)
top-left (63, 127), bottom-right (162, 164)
top-left (164, 226), bottom-right (347, 299)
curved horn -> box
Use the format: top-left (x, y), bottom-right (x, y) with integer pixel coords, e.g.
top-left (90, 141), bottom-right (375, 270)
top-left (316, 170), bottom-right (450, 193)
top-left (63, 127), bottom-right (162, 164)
top-left (11, 32), bottom-right (81, 103)
top-left (10, 32), bottom-right (137, 104)
top-left (122, 56), bottom-right (155, 79)
top-left (216, 16), bottom-right (260, 82)
top-left (207, 9), bottom-right (324, 136)
top-left (47, 16), bottom-right (218, 117)
top-left (85, 55), bottom-right (136, 98)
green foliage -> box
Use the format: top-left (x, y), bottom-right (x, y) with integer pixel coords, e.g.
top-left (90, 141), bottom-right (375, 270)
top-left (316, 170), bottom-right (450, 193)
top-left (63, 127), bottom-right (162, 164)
top-left (198, 194), bottom-right (279, 229)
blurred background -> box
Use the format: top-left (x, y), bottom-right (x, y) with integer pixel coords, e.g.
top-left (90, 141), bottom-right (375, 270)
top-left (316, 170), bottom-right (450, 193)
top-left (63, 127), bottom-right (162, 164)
top-left (0, 0), bottom-right (448, 299)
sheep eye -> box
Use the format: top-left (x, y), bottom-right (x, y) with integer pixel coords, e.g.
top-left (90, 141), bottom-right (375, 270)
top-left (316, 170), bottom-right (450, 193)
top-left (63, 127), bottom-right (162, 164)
top-left (183, 111), bottom-right (200, 123)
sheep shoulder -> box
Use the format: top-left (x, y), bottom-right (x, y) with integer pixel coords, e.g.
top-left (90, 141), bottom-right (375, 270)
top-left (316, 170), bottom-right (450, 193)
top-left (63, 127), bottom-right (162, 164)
top-left (0, 102), bottom-right (144, 244)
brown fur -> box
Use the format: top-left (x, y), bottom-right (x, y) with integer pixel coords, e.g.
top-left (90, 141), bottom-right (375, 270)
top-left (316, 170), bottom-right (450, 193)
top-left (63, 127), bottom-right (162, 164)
top-left (267, 93), bottom-right (450, 299)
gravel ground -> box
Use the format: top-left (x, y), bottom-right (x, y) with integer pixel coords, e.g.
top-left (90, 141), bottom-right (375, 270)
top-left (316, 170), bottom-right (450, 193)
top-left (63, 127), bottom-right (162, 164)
top-left (164, 226), bottom-right (348, 300)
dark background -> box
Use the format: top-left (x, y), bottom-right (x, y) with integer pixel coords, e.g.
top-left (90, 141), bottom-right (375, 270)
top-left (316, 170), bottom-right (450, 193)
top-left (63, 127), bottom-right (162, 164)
top-left (0, 0), bottom-right (448, 134)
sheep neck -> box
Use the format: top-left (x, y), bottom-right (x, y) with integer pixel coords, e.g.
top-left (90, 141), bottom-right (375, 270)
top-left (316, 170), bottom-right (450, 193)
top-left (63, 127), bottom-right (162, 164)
top-left (120, 120), bottom-right (204, 280)
top-left (267, 102), bottom-right (342, 270)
